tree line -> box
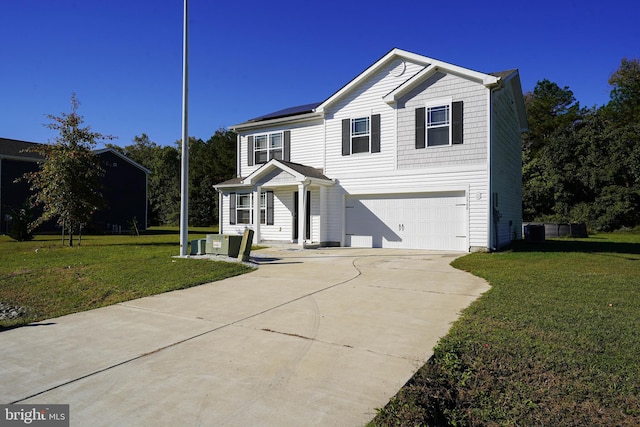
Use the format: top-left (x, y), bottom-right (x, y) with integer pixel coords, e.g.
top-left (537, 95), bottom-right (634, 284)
top-left (523, 58), bottom-right (640, 231)
top-left (107, 130), bottom-right (236, 228)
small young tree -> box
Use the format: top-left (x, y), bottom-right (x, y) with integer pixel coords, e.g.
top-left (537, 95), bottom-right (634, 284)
top-left (25, 94), bottom-right (114, 246)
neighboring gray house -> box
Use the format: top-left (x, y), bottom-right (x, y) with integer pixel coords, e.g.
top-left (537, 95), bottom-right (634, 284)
top-left (215, 48), bottom-right (527, 251)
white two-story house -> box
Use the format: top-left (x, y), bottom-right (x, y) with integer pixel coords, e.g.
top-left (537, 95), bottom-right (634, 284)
top-left (214, 48), bottom-right (527, 252)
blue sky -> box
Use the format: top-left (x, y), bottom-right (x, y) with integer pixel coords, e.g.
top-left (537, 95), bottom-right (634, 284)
top-left (2, 0), bottom-right (638, 147)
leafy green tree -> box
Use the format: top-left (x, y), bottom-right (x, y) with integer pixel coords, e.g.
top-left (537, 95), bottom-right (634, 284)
top-left (25, 94), bottom-right (114, 246)
top-left (189, 129), bottom-right (237, 226)
top-left (522, 80), bottom-right (583, 221)
top-left (608, 57), bottom-right (640, 122)
top-left (522, 59), bottom-right (640, 231)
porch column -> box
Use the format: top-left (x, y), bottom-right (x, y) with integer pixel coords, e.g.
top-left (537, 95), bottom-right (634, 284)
top-left (319, 186), bottom-right (326, 245)
top-left (254, 185), bottom-right (261, 244)
top-left (217, 190), bottom-right (223, 234)
top-left (297, 182), bottom-right (307, 247)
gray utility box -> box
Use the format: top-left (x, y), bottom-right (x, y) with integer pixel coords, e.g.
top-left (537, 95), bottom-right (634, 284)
top-left (190, 239), bottom-right (207, 255)
top-left (206, 234), bottom-right (243, 258)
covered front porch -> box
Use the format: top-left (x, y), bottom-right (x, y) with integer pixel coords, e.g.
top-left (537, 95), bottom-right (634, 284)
top-left (214, 160), bottom-right (335, 248)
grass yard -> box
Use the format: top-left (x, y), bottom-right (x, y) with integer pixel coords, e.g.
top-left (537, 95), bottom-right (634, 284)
top-left (370, 233), bottom-right (640, 426)
top-left (0, 227), bottom-right (254, 329)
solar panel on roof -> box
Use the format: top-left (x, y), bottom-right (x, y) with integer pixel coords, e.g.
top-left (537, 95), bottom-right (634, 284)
top-left (249, 102), bottom-right (322, 122)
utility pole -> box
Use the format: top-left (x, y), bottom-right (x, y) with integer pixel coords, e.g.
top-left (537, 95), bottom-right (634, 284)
top-left (179, 0), bottom-right (189, 256)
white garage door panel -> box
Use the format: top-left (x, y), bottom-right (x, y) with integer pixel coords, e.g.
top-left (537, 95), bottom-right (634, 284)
top-left (345, 192), bottom-right (467, 251)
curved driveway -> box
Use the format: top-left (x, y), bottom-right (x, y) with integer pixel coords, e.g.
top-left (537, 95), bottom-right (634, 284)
top-left (0, 247), bottom-right (489, 426)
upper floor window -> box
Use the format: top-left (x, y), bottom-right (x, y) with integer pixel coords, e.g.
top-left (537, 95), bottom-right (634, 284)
top-left (342, 114), bottom-right (381, 155)
top-left (415, 100), bottom-right (463, 148)
top-left (254, 132), bottom-right (283, 164)
top-left (427, 105), bottom-right (450, 147)
top-left (351, 117), bottom-right (370, 153)
top-left (247, 131), bottom-right (290, 166)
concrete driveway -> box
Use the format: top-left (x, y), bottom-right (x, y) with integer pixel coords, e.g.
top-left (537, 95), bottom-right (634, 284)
top-left (0, 247), bottom-right (489, 426)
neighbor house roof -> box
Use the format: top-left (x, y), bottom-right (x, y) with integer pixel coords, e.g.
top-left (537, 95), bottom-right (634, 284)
top-left (0, 138), bottom-right (45, 161)
top-left (0, 138), bottom-right (152, 174)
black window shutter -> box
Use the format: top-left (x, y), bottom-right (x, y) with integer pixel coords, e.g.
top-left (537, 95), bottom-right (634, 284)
top-left (342, 119), bottom-right (350, 156)
top-left (283, 131), bottom-right (291, 162)
top-left (371, 114), bottom-right (381, 153)
top-left (452, 101), bottom-right (463, 144)
top-left (229, 193), bottom-right (236, 225)
top-left (247, 136), bottom-right (254, 166)
top-left (266, 191), bottom-right (274, 225)
top-left (415, 107), bottom-right (425, 149)
top-left (305, 190), bottom-right (311, 240)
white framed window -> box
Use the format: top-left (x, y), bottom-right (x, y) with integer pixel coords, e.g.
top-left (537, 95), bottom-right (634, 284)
top-left (416, 98), bottom-right (463, 149)
top-left (351, 116), bottom-right (370, 153)
top-left (236, 193), bottom-right (252, 224)
top-left (427, 104), bottom-right (451, 147)
top-left (259, 192), bottom-right (267, 224)
top-left (234, 192), bottom-right (269, 225)
top-left (254, 132), bottom-right (283, 164)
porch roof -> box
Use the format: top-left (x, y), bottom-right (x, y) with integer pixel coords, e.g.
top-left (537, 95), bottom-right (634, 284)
top-left (214, 160), bottom-right (334, 190)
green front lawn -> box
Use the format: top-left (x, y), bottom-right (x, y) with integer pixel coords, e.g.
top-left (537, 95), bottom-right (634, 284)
top-left (0, 227), bottom-right (254, 329)
top-left (371, 233), bottom-right (640, 426)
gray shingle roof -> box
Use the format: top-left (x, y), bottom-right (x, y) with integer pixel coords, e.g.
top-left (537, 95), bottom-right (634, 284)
top-left (278, 161), bottom-right (330, 181)
top-left (490, 69), bottom-right (519, 81)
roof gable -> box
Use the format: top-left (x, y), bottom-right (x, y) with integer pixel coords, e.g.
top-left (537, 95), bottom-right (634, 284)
top-left (215, 160), bottom-right (334, 189)
top-left (230, 48), bottom-right (523, 132)
top-left (94, 148), bottom-right (152, 175)
top-left (317, 48), bottom-right (499, 112)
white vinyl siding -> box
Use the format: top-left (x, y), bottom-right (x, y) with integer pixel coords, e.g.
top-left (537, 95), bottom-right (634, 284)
top-left (397, 72), bottom-right (488, 169)
top-left (238, 119), bottom-right (324, 178)
top-left (324, 59), bottom-right (424, 177)
top-left (491, 82), bottom-right (524, 248)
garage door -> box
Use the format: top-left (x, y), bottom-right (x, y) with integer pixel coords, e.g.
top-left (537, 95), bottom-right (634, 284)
top-left (345, 191), bottom-right (468, 251)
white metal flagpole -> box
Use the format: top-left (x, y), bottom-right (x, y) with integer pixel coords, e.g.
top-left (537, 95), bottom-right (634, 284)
top-left (179, 0), bottom-right (189, 256)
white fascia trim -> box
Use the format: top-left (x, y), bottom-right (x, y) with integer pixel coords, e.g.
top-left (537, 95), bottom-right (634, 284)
top-left (345, 184), bottom-right (468, 196)
top-left (243, 160), bottom-right (305, 185)
top-left (213, 183), bottom-right (251, 191)
top-left (384, 63), bottom-right (499, 104)
top-left (243, 160), bottom-right (335, 187)
top-left (316, 48), bottom-right (432, 113)
top-left (230, 111), bottom-right (323, 132)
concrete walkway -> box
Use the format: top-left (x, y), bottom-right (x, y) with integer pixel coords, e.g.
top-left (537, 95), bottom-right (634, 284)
top-left (0, 247), bottom-right (489, 426)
